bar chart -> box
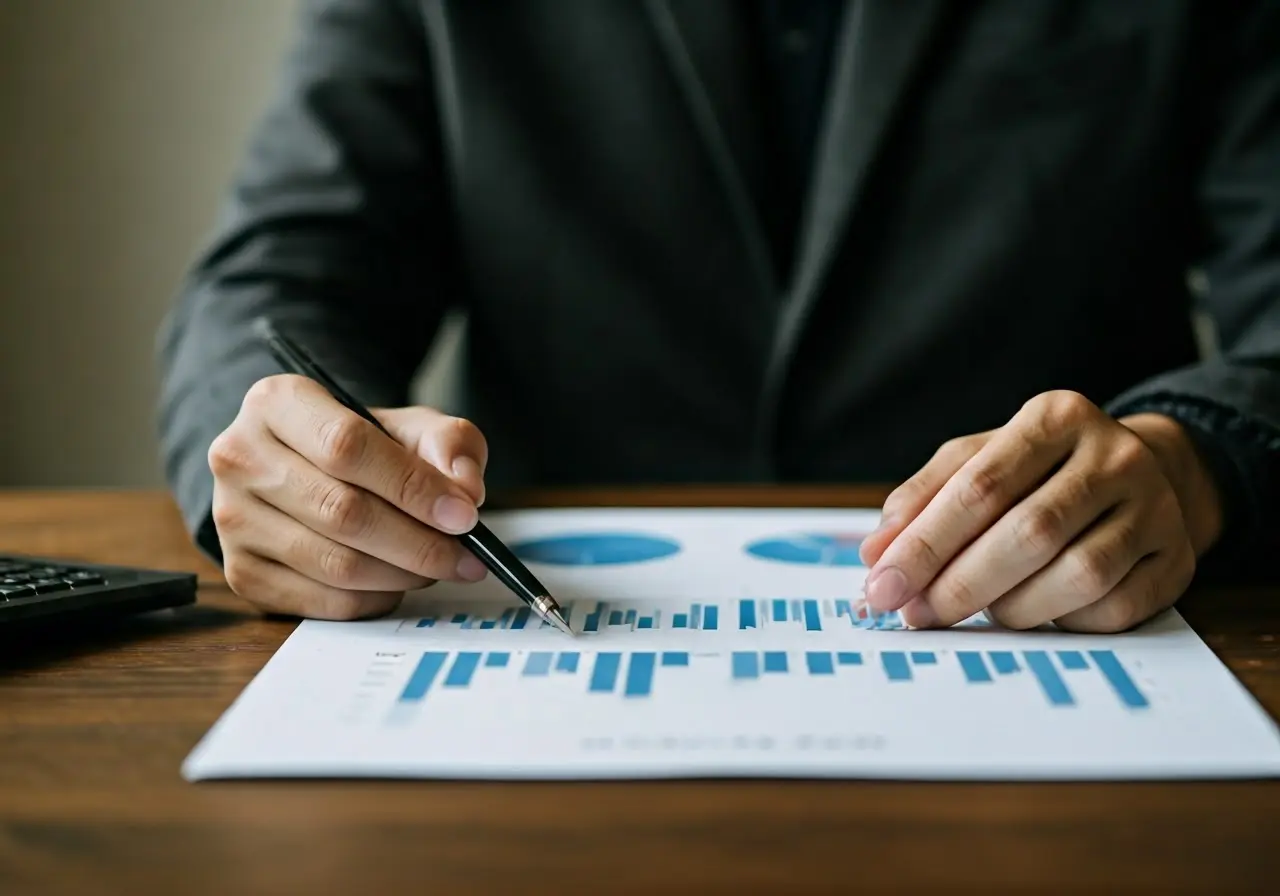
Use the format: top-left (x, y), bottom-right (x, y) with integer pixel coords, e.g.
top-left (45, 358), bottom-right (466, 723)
top-left (393, 597), bottom-right (976, 634)
top-left (182, 508), bottom-right (1280, 783)
top-left (391, 646), bottom-right (1150, 710)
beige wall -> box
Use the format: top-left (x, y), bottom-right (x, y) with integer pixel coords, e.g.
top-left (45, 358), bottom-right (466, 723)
top-left (0, 0), bottom-right (298, 487)
top-left (0, 0), bottom-right (462, 488)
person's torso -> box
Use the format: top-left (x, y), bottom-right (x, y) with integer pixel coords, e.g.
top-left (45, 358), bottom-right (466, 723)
top-left (411, 0), bottom-right (1213, 488)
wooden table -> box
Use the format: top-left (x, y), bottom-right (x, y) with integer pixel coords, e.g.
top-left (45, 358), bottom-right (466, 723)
top-left (1, 488), bottom-right (1277, 893)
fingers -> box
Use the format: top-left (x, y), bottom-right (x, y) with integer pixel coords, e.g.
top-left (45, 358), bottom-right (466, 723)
top-left (976, 501), bottom-right (1190, 632)
top-left (222, 548), bottom-right (405, 621)
top-left (250, 376), bottom-right (480, 535)
top-left (859, 432), bottom-right (990, 566)
top-left (900, 453), bottom-right (1125, 628)
top-left (865, 402), bottom-right (1081, 613)
top-left (1052, 542), bottom-right (1194, 633)
top-left (216, 489), bottom-right (432, 593)
top-left (376, 405), bottom-right (489, 505)
top-left (230, 432), bottom-right (486, 584)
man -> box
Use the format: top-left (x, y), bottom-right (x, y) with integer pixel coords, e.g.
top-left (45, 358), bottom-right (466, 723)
top-left (157, 1), bottom-right (1280, 630)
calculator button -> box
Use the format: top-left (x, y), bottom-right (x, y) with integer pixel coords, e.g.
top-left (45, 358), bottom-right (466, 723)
top-left (0, 584), bottom-right (36, 599)
top-left (29, 578), bottom-right (72, 593)
top-left (65, 571), bottom-right (105, 586)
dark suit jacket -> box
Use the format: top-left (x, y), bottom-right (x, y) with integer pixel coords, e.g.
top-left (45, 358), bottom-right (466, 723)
top-left (158, 0), bottom-right (1280, 567)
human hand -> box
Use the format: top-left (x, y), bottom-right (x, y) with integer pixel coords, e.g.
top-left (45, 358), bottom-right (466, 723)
top-left (207, 374), bottom-right (490, 620)
top-left (858, 391), bottom-right (1224, 633)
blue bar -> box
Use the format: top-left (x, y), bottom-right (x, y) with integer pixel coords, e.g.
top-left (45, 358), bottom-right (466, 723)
top-left (415, 618), bottom-right (434, 628)
top-left (624, 609), bottom-right (637, 626)
top-left (588, 653), bottom-right (621, 693)
top-left (835, 599), bottom-right (852, 618)
top-left (910, 651), bottom-right (937, 665)
top-left (460, 619), bottom-right (473, 630)
top-left (803, 599), bottom-right (821, 631)
top-left (484, 652), bottom-right (509, 668)
top-left (444, 651), bottom-right (481, 687)
top-left (608, 610), bottom-right (623, 626)
top-left (673, 613), bottom-right (688, 629)
top-left (451, 613), bottom-right (468, 625)
top-left (624, 652), bottom-right (656, 698)
top-left (478, 620), bottom-right (497, 630)
top-left (772, 599), bottom-right (787, 622)
top-left (763, 651), bottom-right (788, 673)
top-left (498, 608), bottom-right (513, 629)
top-left (837, 652), bottom-right (863, 665)
top-left (1089, 650), bottom-right (1149, 708)
top-left (400, 651), bottom-right (448, 701)
top-left (806, 652), bottom-right (835, 675)
top-left (638, 616), bottom-right (654, 629)
top-left (881, 651), bottom-right (912, 681)
top-left (739, 599), bottom-right (757, 629)
top-left (1025, 651), bottom-right (1075, 707)
top-left (510, 606), bottom-right (531, 630)
top-left (661, 651), bottom-right (689, 666)
top-left (957, 651), bottom-right (992, 683)
top-left (1057, 650), bottom-right (1088, 670)
top-left (582, 604), bottom-right (601, 633)
top-left (523, 651), bottom-right (553, 677)
top-left (556, 652), bottom-right (579, 673)
top-left (691, 603), bottom-right (702, 629)
top-left (791, 599), bottom-right (802, 621)
top-left (732, 652), bottom-right (760, 680)
top-left (990, 651), bottom-right (1019, 674)
top-left (703, 606), bottom-right (719, 630)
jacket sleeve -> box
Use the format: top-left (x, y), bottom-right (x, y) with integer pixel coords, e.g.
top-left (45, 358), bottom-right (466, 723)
top-left (1106, 1), bottom-right (1280, 580)
top-left (156, 0), bottom-right (453, 562)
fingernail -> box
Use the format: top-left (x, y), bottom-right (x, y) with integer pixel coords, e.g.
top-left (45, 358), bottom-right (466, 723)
top-left (451, 456), bottom-right (485, 505)
top-left (433, 494), bottom-right (477, 533)
top-left (900, 596), bottom-right (941, 629)
top-left (864, 565), bottom-right (912, 611)
top-left (455, 553), bottom-right (488, 581)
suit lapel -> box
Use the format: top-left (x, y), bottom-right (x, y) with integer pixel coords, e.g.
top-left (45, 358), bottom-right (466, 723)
top-left (644, 0), bottom-right (779, 301)
top-left (754, 0), bottom-right (948, 459)
top-left (788, 0), bottom-right (948, 307)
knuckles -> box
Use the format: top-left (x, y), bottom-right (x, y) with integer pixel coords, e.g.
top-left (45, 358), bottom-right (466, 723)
top-left (1064, 542), bottom-right (1120, 598)
top-left (1022, 389), bottom-right (1100, 433)
top-left (406, 534), bottom-right (456, 578)
top-left (314, 541), bottom-right (366, 589)
top-left (1103, 430), bottom-right (1159, 479)
top-left (1012, 502), bottom-right (1070, 555)
top-left (313, 481), bottom-right (370, 538)
top-left (207, 429), bottom-right (254, 478)
top-left (315, 414), bottom-right (370, 473)
top-left (955, 463), bottom-right (1005, 517)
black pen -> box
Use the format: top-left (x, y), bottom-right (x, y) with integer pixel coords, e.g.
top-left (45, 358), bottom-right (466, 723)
top-left (253, 317), bottom-right (573, 636)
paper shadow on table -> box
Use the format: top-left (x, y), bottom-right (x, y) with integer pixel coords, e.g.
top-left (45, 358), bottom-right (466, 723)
top-left (0, 600), bottom-right (245, 674)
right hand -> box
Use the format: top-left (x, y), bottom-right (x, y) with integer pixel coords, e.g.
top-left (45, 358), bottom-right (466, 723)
top-left (207, 374), bottom-right (491, 620)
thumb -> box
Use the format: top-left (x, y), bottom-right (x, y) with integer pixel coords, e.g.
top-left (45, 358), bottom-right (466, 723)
top-left (373, 406), bottom-right (489, 506)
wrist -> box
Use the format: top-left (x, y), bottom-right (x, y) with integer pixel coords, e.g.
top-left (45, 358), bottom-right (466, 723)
top-left (1120, 412), bottom-right (1224, 556)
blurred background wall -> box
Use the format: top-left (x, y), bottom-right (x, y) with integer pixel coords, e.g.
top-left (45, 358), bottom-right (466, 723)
top-left (0, 0), bottom-right (463, 488)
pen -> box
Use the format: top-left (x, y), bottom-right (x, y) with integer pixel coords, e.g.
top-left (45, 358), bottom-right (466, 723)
top-left (253, 317), bottom-right (573, 636)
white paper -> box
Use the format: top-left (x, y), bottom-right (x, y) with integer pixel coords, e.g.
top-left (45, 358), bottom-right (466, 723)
top-left (183, 508), bottom-right (1280, 781)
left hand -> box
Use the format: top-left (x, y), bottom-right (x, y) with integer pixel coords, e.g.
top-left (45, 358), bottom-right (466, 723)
top-left (858, 391), bottom-right (1224, 633)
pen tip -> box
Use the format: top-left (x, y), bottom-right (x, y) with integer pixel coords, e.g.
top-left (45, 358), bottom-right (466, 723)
top-left (548, 607), bottom-right (574, 636)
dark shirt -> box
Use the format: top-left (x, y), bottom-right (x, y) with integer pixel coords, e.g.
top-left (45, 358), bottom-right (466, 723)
top-left (754, 0), bottom-right (843, 280)
top-left (756, 0), bottom-right (1275, 572)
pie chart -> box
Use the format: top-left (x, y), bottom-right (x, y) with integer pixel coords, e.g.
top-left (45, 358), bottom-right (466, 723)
top-left (510, 532), bottom-right (681, 566)
top-left (745, 533), bottom-right (868, 567)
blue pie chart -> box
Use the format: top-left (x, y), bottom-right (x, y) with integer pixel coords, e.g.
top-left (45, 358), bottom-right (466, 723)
top-left (510, 532), bottom-right (681, 566)
top-left (745, 533), bottom-right (868, 567)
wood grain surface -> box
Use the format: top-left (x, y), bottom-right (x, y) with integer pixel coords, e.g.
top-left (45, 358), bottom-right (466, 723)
top-left (1, 488), bottom-right (1277, 894)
